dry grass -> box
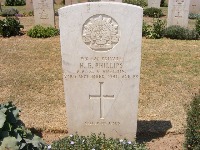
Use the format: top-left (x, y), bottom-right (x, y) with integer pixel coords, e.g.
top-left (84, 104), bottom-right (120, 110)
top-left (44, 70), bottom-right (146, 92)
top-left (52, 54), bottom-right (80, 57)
top-left (139, 39), bottom-right (200, 133)
top-left (0, 35), bottom-right (67, 131)
top-left (0, 5), bottom-right (200, 134)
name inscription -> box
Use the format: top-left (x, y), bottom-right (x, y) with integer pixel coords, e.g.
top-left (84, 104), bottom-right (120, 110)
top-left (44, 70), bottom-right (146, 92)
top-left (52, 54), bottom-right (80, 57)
top-left (64, 56), bottom-right (139, 80)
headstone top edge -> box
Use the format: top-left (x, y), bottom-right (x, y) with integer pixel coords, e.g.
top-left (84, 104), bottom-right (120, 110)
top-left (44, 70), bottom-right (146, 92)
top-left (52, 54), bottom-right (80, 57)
top-left (58, 2), bottom-right (143, 13)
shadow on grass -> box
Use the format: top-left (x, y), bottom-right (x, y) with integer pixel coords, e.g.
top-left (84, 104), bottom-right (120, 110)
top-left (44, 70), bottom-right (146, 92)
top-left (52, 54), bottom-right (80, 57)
top-left (29, 120), bottom-right (172, 143)
top-left (136, 120), bottom-right (172, 143)
top-left (29, 128), bottom-right (43, 138)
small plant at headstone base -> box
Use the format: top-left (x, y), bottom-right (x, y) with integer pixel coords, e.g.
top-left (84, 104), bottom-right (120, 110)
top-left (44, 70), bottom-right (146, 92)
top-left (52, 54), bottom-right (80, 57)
top-left (188, 13), bottom-right (200, 20)
top-left (123, 0), bottom-right (147, 8)
top-left (0, 101), bottom-right (47, 149)
top-left (28, 11), bottom-right (34, 16)
top-left (150, 18), bottom-right (166, 39)
top-left (1, 8), bottom-right (19, 17)
top-left (0, 17), bottom-right (24, 37)
top-left (164, 25), bottom-right (199, 40)
top-left (142, 21), bottom-right (151, 37)
top-left (22, 11), bottom-right (34, 17)
top-left (184, 94), bottom-right (200, 150)
top-left (14, 0), bottom-right (26, 6)
top-left (50, 132), bottom-right (147, 150)
top-left (27, 25), bottom-right (59, 38)
top-left (195, 17), bottom-right (200, 35)
top-left (143, 7), bottom-right (164, 18)
top-left (143, 18), bottom-right (166, 39)
top-left (5, 0), bottom-right (25, 6)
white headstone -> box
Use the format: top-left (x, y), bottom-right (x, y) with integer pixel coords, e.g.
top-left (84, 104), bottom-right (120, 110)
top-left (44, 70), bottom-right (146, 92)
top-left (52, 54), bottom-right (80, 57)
top-left (0, 0), bottom-right (5, 5)
top-left (189, 0), bottom-right (200, 14)
top-left (148, 0), bottom-right (161, 8)
top-left (101, 0), bottom-right (122, 2)
top-left (59, 2), bottom-right (143, 139)
top-left (33, 0), bottom-right (55, 27)
top-left (167, 0), bottom-right (191, 27)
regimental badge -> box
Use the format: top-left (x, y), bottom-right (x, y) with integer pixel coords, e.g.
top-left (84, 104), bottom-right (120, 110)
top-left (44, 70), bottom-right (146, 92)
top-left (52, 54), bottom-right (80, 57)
top-left (82, 15), bottom-right (120, 52)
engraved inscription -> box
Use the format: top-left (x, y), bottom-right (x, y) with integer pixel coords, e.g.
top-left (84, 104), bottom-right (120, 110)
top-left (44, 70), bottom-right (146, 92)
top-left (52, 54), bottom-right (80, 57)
top-left (82, 15), bottom-right (120, 52)
top-left (175, 0), bottom-right (184, 5)
top-left (191, 3), bottom-right (197, 12)
top-left (175, 11), bottom-right (182, 18)
top-left (36, 0), bottom-right (50, 19)
top-left (89, 82), bottom-right (115, 119)
top-left (174, 11), bottom-right (183, 25)
top-left (40, 10), bottom-right (49, 19)
top-left (37, 0), bottom-right (50, 9)
top-left (85, 121), bottom-right (120, 126)
top-left (64, 56), bottom-right (139, 80)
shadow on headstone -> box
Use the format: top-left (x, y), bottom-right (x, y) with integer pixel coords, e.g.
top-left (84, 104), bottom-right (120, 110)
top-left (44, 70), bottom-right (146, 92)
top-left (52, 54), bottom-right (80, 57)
top-left (136, 120), bottom-right (172, 142)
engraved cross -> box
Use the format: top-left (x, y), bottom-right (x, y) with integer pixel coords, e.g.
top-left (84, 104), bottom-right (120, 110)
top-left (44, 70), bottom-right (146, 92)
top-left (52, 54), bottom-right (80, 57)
top-left (175, 12), bottom-right (182, 18)
top-left (39, 10), bottom-right (48, 19)
top-left (89, 82), bottom-right (115, 119)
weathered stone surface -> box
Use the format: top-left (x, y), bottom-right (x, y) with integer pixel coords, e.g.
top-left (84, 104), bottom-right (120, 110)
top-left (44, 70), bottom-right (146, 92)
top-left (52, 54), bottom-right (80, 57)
top-left (26, 0), bottom-right (34, 12)
top-left (148, 0), bottom-right (161, 8)
top-left (100, 0), bottom-right (122, 2)
top-left (0, 0), bottom-right (5, 5)
top-left (33, 0), bottom-right (55, 27)
top-left (167, 0), bottom-right (191, 27)
top-left (189, 0), bottom-right (200, 14)
top-left (59, 3), bottom-right (143, 139)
